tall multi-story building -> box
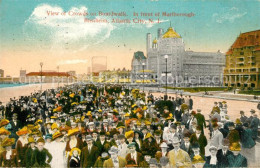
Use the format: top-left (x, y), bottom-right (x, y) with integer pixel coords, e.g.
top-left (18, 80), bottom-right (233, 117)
top-left (224, 30), bottom-right (260, 89)
top-left (0, 69), bottom-right (4, 78)
top-left (131, 26), bottom-right (225, 86)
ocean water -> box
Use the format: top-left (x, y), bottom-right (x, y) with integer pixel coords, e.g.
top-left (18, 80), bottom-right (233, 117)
top-left (0, 83), bottom-right (29, 88)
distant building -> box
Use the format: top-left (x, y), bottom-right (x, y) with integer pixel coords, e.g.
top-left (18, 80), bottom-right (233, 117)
top-left (0, 69), bottom-right (4, 78)
top-left (131, 26), bottom-right (225, 86)
top-left (26, 72), bottom-right (74, 83)
top-left (224, 30), bottom-right (260, 89)
top-left (20, 70), bottom-right (26, 77)
top-left (67, 71), bottom-right (76, 76)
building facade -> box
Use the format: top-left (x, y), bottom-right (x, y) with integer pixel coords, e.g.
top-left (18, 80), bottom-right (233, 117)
top-left (224, 30), bottom-right (260, 89)
top-left (131, 26), bottom-right (225, 86)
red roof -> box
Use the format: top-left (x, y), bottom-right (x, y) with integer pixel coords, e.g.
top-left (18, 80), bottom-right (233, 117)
top-left (26, 72), bottom-right (71, 77)
top-left (226, 30), bottom-right (260, 54)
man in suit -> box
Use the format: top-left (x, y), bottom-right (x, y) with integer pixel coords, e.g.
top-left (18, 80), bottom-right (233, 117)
top-left (188, 96), bottom-right (193, 110)
top-left (246, 109), bottom-right (256, 124)
top-left (180, 132), bottom-right (193, 158)
top-left (80, 135), bottom-right (99, 167)
top-left (250, 113), bottom-right (259, 140)
top-left (125, 142), bottom-right (143, 166)
top-left (240, 111), bottom-right (248, 124)
top-left (210, 122), bottom-right (224, 150)
top-left (167, 137), bottom-right (191, 167)
top-left (103, 146), bottom-right (126, 168)
top-left (195, 109), bottom-right (206, 134)
top-left (217, 139), bottom-right (233, 167)
top-left (189, 126), bottom-right (207, 156)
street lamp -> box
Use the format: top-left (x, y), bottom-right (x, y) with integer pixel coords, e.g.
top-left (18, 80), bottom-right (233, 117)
top-left (142, 62), bottom-right (145, 92)
top-left (164, 55), bottom-right (168, 100)
top-left (40, 62), bottom-right (43, 92)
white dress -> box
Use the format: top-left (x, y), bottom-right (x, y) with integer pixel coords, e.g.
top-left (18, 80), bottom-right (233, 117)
top-left (49, 141), bottom-right (67, 168)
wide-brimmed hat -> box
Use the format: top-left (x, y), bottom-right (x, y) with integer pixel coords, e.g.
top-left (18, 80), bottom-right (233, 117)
top-left (0, 119), bottom-right (10, 127)
top-left (144, 133), bottom-right (154, 140)
top-left (125, 130), bottom-right (134, 139)
top-left (250, 109), bottom-right (256, 113)
top-left (69, 147), bottom-right (81, 156)
top-left (229, 142), bottom-right (241, 151)
top-left (108, 146), bottom-right (119, 155)
top-left (0, 127), bottom-right (11, 135)
top-left (16, 126), bottom-right (30, 136)
top-left (85, 135), bottom-right (92, 141)
top-left (209, 146), bottom-right (218, 151)
top-left (45, 134), bottom-right (52, 140)
top-left (52, 131), bottom-right (63, 140)
top-left (2, 138), bottom-right (15, 147)
top-left (37, 137), bottom-right (45, 143)
top-left (28, 137), bottom-right (36, 144)
top-left (67, 128), bottom-right (80, 137)
top-left (172, 137), bottom-right (180, 144)
top-left (160, 142), bottom-right (168, 148)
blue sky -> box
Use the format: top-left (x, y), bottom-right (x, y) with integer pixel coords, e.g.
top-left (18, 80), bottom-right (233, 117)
top-left (0, 0), bottom-right (259, 76)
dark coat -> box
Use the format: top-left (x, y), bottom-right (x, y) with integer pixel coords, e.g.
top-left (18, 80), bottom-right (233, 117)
top-left (0, 149), bottom-right (18, 167)
top-left (240, 116), bottom-right (248, 124)
top-left (25, 147), bottom-right (36, 168)
top-left (141, 139), bottom-right (158, 157)
top-left (250, 117), bottom-right (259, 140)
top-left (227, 129), bottom-right (240, 145)
top-left (180, 142), bottom-right (193, 158)
top-left (227, 153), bottom-right (247, 167)
top-left (203, 156), bottom-right (219, 168)
top-left (31, 148), bottom-right (52, 167)
top-left (190, 133), bottom-right (207, 156)
top-left (15, 139), bottom-right (28, 167)
top-left (241, 128), bottom-right (256, 148)
top-left (69, 156), bottom-right (80, 168)
top-left (216, 149), bottom-right (233, 167)
top-left (196, 113), bottom-right (206, 130)
top-left (95, 140), bottom-right (110, 155)
top-left (125, 152), bottom-right (143, 166)
top-left (80, 145), bottom-right (99, 167)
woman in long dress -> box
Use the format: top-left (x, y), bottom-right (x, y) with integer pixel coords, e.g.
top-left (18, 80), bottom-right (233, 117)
top-left (49, 131), bottom-right (67, 168)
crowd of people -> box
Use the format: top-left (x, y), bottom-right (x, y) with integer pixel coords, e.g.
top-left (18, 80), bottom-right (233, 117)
top-left (0, 83), bottom-right (259, 168)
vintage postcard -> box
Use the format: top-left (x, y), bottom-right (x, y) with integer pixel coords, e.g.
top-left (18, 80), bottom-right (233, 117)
top-left (0, 0), bottom-right (259, 167)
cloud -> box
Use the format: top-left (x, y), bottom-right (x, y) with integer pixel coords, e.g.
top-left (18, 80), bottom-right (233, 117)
top-left (24, 4), bottom-right (114, 52)
top-left (58, 59), bottom-right (87, 65)
top-left (213, 7), bottom-right (247, 23)
top-left (23, 4), bottom-right (165, 53)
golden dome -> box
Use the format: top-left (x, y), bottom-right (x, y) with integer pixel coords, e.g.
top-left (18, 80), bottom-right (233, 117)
top-left (153, 38), bottom-right (158, 44)
top-left (162, 27), bottom-right (181, 38)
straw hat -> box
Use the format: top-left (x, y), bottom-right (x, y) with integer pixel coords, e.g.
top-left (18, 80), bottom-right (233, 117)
top-left (144, 132), bottom-right (154, 140)
top-left (16, 126), bottom-right (30, 136)
top-left (2, 138), bottom-right (15, 147)
top-left (28, 137), bottom-right (36, 144)
top-left (0, 127), bottom-right (11, 135)
top-left (51, 123), bottom-right (58, 130)
top-left (0, 119), bottom-right (10, 127)
top-left (125, 130), bottom-right (134, 139)
top-left (108, 146), bottom-right (119, 155)
top-left (67, 128), bottom-right (80, 137)
top-left (229, 142), bottom-right (241, 151)
top-left (69, 147), bottom-right (81, 156)
top-left (52, 131), bottom-right (63, 140)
